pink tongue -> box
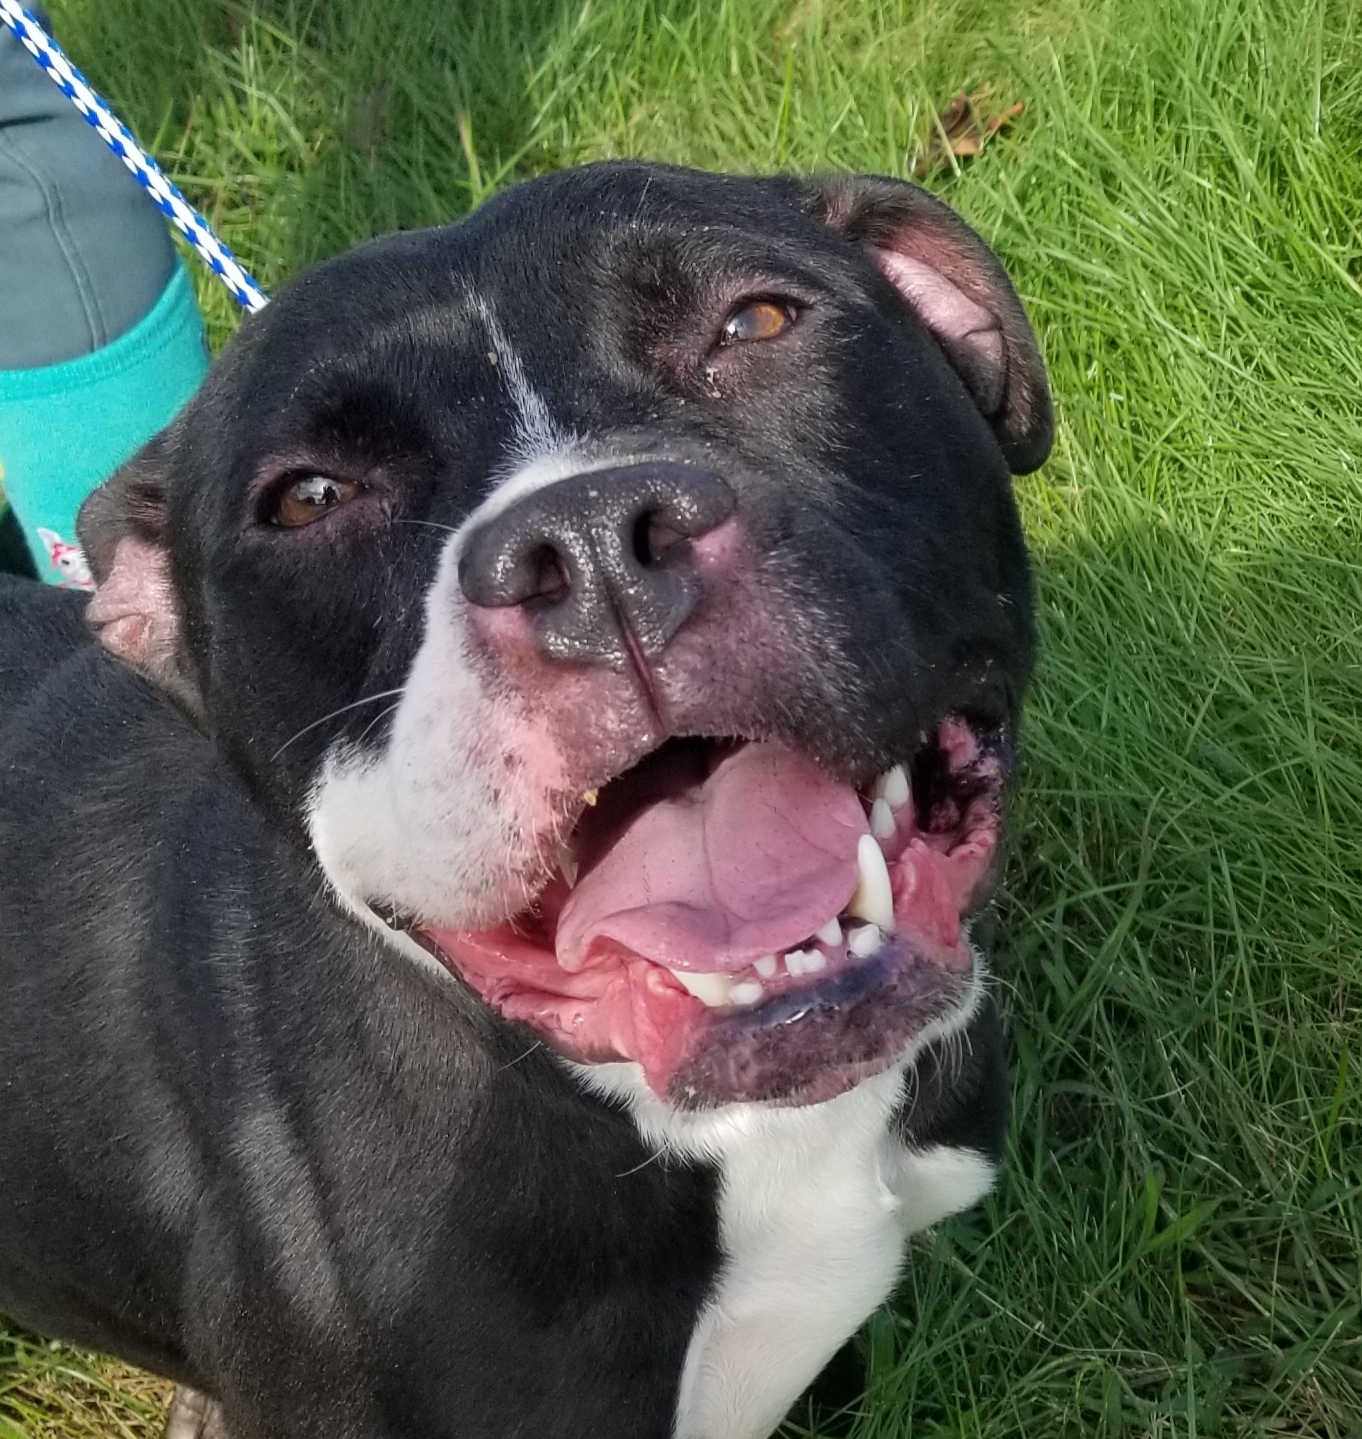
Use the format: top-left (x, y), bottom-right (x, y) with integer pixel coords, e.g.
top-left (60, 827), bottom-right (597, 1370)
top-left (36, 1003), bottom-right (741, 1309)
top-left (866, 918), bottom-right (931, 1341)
top-left (556, 743), bottom-right (868, 973)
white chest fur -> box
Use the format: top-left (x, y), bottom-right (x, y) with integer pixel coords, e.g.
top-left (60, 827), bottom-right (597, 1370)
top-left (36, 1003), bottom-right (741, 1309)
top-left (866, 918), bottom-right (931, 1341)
top-left (588, 1063), bottom-right (996, 1439)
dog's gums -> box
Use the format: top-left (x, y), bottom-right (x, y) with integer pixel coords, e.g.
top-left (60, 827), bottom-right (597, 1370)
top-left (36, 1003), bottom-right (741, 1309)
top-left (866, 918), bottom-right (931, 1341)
top-left (416, 717), bottom-right (1005, 1106)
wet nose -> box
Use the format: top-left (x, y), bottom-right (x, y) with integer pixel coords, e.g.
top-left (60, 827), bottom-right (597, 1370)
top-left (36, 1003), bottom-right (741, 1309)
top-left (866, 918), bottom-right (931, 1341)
top-left (458, 462), bottom-right (736, 667)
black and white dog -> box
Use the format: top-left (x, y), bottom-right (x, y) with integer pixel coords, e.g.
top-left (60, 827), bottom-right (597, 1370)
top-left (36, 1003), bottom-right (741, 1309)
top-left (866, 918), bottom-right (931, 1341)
top-left (0, 162), bottom-right (1050, 1439)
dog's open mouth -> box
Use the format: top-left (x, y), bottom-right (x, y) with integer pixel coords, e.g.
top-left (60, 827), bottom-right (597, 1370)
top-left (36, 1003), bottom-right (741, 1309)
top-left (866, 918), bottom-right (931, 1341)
top-left (416, 718), bottom-right (1007, 1107)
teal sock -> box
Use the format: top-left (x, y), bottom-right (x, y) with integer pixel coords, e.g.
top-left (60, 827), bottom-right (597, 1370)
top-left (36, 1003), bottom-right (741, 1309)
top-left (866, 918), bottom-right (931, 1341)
top-left (0, 261), bottom-right (209, 587)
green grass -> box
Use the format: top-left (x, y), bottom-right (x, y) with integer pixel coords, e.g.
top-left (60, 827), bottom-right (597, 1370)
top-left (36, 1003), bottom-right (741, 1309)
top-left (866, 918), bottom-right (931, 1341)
top-left (5, 0), bottom-right (1361, 1434)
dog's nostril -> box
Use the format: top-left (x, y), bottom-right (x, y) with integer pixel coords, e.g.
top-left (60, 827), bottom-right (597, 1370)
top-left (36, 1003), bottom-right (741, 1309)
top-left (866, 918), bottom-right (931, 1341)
top-left (526, 543), bottom-right (571, 606)
top-left (632, 514), bottom-right (651, 567)
top-left (633, 509), bottom-right (688, 567)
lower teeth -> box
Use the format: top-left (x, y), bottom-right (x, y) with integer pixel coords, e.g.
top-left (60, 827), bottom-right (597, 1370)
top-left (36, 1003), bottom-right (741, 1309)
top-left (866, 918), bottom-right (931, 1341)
top-left (785, 948), bottom-right (826, 977)
top-left (668, 913), bottom-right (887, 1008)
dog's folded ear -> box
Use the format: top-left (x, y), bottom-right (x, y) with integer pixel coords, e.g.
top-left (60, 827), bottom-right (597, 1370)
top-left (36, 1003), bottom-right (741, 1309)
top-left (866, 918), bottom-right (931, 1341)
top-left (805, 175), bottom-right (1053, 474)
top-left (77, 431), bottom-right (205, 726)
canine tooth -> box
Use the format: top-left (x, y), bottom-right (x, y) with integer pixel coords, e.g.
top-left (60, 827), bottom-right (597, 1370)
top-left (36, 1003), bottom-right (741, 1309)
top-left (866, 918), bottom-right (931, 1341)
top-left (730, 980), bottom-right (765, 1006)
top-left (848, 834), bottom-right (894, 929)
top-left (754, 954), bottom-right (778, 979)
top-left (582, 788), bottom-right (599, 807)
top-left (882, 764), bottom-right (910, 809)
top-left (870, 798), bottom-right (896, 840)
top-left (847, 924), bottom-right (884, 959)
top-left (670, 970), bottom-right (732, 1007)
top-left (558, 847), bottom-right (579, 888)
top-left (816, 916), bottom-right (843, 947)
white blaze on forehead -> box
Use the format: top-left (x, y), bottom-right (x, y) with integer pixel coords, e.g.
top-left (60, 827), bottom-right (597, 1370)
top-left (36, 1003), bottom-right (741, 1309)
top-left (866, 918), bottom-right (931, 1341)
top-left (460, 297), bottom-right (665, 543)
top-left (472, 298), bottom-right (570, 466)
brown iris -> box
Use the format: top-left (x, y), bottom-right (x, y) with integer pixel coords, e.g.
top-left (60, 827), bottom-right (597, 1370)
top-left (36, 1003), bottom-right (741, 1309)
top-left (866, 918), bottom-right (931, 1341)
top-left (721, 299), bottom-right (794, 344)
top-left (272, 474), bottom-right (363, 527)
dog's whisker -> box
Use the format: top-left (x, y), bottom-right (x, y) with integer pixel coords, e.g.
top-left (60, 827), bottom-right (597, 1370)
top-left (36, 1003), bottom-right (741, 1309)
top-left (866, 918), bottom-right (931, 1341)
top-left (272, 689), bottom-right (406, 759)
top-left (499, 1040), bottom-right (543, 1071)
top-left (615, 1148), bottom-right (666, 1179)
top-left (353, 702), bottom-right (403, 750)
top-left (394, 519), bottom-right (461, 537)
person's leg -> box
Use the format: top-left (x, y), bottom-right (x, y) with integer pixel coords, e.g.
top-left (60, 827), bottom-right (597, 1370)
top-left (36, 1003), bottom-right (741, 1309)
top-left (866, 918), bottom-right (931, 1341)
top-left (0, 6), bottom-right (209, 584)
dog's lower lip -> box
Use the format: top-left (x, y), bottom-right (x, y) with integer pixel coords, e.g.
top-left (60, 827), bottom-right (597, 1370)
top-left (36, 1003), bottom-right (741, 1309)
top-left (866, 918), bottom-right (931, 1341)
top-left (411, 717), bottom-right (1007, 1104)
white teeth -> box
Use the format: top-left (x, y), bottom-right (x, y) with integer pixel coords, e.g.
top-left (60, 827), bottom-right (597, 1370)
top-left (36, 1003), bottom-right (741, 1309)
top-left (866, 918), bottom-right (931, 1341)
top-left (870, 797), bottom-right (896, 840)
top-left (754, 954), bottom-right (778, 979)
top-left (730, 980), bottom-right (765, 1006)
top-left (784, 947), bottom-right (828, 977)
top-left (558, 847), bottom-right (579, 888)
top-left (847, 924), bottom-right (884, 958)
top-left (848, 833), bottom-right (894, 929)
top-left (670, 970), bottom-right (733, 1007)
top-left (816, 916), bottom-right (843, 947)
top-left (882, 764), bottom-right (910, 809)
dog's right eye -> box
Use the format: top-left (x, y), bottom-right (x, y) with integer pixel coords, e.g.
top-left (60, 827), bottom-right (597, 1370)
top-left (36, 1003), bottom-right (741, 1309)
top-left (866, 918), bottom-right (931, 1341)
top-left (270, 474), bottom-right (363, 528)
top-left (720, 298), bottom-right (796, 345)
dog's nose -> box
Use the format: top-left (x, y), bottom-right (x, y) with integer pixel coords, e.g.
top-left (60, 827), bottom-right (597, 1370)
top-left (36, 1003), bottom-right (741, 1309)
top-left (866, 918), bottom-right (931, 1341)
top-left (458, 463), bottom-right (736, 666)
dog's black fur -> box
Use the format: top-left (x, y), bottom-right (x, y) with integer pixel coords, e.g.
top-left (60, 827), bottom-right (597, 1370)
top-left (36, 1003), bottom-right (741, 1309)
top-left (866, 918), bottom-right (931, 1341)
top-left (0, 163), bottom-right (1048, 1438)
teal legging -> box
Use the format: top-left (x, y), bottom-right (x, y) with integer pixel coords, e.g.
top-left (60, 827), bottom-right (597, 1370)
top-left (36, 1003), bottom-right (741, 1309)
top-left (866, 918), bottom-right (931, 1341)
top-left (0, 7), bottom-right (208, 585)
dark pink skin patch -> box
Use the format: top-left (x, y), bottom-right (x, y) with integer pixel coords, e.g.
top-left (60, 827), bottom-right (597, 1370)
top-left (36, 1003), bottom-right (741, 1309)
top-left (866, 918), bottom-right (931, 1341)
top-left (686, 514), bottom-right (742, 568)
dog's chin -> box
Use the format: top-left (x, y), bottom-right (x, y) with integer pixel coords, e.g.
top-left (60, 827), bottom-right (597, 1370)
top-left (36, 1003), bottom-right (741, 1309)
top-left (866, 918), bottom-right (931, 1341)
top-left (399, 717), bottom-right (1007, 1109)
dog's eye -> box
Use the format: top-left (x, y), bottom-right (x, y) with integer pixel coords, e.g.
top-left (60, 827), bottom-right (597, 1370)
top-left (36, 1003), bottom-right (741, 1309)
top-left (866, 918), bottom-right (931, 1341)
top-left (271, 474), bottom-right (363, 528)
top-left (721, 299), bottom-right (795, 345)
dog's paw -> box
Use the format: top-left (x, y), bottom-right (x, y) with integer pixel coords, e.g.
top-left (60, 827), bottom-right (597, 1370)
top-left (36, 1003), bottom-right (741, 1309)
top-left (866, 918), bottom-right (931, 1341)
top-left (164, 1386), bottom-right (228, 1439)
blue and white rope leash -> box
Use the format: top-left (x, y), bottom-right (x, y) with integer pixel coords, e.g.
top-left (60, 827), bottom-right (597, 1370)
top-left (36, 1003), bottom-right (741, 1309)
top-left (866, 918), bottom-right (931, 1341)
top-left (0, 0), bottom-right (269, 313)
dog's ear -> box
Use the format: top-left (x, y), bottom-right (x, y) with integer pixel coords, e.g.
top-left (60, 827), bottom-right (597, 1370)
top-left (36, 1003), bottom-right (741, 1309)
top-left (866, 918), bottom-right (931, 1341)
top-left (77, 431), bottom-right (205, 725)
top-left (805, 175), bottom-right (1053, 474)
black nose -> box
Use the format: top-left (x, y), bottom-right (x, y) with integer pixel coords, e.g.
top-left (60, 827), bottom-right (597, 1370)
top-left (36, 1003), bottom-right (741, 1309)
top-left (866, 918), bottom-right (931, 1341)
top-left (458, 462), bottom-right (736, 666)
